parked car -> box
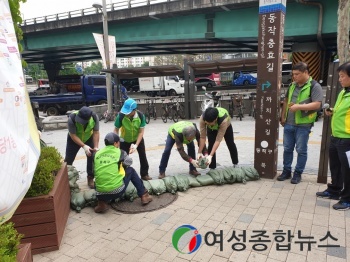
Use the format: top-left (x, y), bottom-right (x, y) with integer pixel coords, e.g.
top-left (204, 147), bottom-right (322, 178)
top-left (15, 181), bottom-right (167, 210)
top-left (195, 78), bottom-right (217, 88)
top-left (232, 71), bottom-right (257, 86)
top-left (32, 87), bottom-right (50, 95)
top-left (37, 79), bottom-right (50, 88)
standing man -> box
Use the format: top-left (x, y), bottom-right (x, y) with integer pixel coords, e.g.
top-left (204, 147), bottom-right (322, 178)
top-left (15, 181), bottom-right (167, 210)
top-left (93, 133), bottom-right (152, 213)
top-left (65, 106), bottom-right (100, 189)
top-left (278, 62), bottom-right (323, 184)
top-left (114, 98), bottom-right (151, 181)
top-left (197, 107), bottom-right (238, 169)
top-left (316, 61), bottom-right (350, 210)
top-left (158, 121), bottom-right (206, 179)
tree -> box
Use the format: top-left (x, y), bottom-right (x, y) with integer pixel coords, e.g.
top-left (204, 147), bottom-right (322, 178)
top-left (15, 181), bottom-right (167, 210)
top-left (337, 0), bottom-right (350, 64)
top-left (9, 0), bottom-right (26, 49)
top-left (141, 61), bottom-right (149, 67)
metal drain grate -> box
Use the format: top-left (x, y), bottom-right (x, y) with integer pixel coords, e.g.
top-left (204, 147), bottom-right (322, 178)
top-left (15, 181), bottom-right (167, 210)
top-left (110, 193), bottom-right (178, 214)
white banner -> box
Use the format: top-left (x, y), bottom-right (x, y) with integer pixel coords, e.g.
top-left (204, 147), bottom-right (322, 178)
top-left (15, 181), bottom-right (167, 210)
top-left (93, 33), bottom-right (116, 69)
top-left (0, 0), bottom-right (40, 224)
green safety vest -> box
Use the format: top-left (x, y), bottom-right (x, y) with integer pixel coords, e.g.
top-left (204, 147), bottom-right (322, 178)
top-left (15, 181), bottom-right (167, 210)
top-left (286, 78), bottom-right (317, 124)
top-left (168, 121), bottom-right (195, 145)
top-left (207, 107), bottom-right (229, 131)
top-left (94, 146), bottom-right (125, 192)
top-left (119, 112), bottom-right (142, 142)
top-left (73, 111), bottom-right (95, 143)
top-left (331, 89), bottom-right (350, 138)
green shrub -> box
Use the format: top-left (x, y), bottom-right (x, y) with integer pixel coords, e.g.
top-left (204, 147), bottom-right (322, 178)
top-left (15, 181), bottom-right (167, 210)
top-left (25, 146), bottom-right (62, 197)
top-left (0, 222), bottom-right (23, 262)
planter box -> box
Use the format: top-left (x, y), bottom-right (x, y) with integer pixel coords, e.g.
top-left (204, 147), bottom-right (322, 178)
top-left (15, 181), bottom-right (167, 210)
top-left (16, 243), bottom-right (32, 262)
top-left (10, 163), bottom-right (70, 255)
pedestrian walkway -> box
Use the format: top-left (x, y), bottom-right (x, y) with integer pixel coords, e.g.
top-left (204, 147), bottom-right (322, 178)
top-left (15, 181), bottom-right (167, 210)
top-left (33, 117), bottom-right (349, 262)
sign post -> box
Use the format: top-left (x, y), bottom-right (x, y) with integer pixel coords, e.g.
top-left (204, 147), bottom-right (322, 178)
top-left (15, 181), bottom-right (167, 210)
top-left (255, 0), bottom-right (286, 178)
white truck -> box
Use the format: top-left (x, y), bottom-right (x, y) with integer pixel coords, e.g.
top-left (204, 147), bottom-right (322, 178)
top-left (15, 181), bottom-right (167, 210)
top-left (139, 76), bottom-right (185, 97)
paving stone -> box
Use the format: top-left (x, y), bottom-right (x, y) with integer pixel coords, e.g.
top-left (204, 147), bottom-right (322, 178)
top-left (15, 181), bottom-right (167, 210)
top-left (327, 247), bottom-right (347, 259)
top-left (238, 213), bottom-right (254, 224)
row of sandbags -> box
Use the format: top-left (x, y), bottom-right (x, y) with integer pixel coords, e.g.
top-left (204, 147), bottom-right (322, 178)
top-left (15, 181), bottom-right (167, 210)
top-left (124, 166), bottom-right (260, 201)
top-left (68, 165), bottom-right (260, 211)
top-left (68, 165), bottom-right (97, 212)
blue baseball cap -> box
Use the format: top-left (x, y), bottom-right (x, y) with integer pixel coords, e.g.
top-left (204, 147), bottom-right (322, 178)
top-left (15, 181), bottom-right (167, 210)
top-left (121, 98), bottom-right (137, 115)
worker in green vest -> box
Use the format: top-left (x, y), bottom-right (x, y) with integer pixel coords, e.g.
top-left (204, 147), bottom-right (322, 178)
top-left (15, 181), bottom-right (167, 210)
top-left (278, 62), bottom-right (323, 184)
top-left (316, 61), bottom-right (350, 210)
top-left (93, 132), bottom-right (152, 213)
top-left (158, 121), bottom-right (207, 179)
top-left (197, 107), bottom-right (238, 169)
top-left (64, 106), bottom-right (100, 189)
top-left (114, 98), bottom-right (151, 181)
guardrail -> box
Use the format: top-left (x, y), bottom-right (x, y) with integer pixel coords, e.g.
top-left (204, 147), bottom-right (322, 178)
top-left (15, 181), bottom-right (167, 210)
top-left (22, 0), bottom-right (176, 26)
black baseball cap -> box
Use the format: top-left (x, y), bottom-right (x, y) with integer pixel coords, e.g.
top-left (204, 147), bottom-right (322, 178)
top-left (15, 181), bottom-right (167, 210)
top-left (104, 132), bottom-right (124, 146)
top-left (76, 106), bottom-right (93, 125)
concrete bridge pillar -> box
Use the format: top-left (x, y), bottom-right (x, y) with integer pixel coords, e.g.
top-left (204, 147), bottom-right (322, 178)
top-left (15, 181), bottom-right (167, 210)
top-left (43, 62), bottom-right (62, 82)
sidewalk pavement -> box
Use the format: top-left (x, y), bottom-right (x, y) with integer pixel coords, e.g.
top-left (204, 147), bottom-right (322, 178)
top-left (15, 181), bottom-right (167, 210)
top-left (34, 117), bottom-right (349, 262)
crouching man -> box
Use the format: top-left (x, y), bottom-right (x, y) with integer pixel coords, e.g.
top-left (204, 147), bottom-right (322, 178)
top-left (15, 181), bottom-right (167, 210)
top-left (93, 132), bottom-right (152, 213)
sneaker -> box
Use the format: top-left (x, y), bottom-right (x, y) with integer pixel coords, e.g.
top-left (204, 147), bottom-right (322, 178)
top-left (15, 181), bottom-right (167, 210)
top-left (291, 173), bottom-right (301, 184)
top-left (158, 172), bottom-right (165, 179)
top-left (189, 170), bottom-right (200, 177)
top-left (277, 171), bottom-right (291, 181)
top-left (333, 201), bottom-right (350, 211)
top-left (141, 175), bottom-right (153, 181)
top-left (316, 190), bottom-right (340, 200)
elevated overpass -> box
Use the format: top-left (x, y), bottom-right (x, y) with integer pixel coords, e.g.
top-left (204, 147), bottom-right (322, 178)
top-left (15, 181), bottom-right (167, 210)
top-left (21, 0), bottom-right (337, 64)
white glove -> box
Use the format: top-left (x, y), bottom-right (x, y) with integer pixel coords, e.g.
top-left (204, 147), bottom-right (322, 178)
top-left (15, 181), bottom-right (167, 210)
top-left (206, 155), bottom-right (213, 166)
top-left (190, 159), bottom-right (199, 168)
top-left (197, 153), bottom-right (203, 160)
top-left (93, 147), bottom-right (99, 152)
top-left (129, 144), bottom-right (138, 154)
top-left (83, 145), bottom-right (92, 156)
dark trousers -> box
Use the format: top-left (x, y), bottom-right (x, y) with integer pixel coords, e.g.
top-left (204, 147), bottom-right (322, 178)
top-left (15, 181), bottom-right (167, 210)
top-left (207, 124), bottom-right (238, 169)
top-left (328, 137), bottom-right (350, 201)
top-left (120, 138), bottom-right (149, 177)
top-left (64, 135), bottom-right (94, 177)
top-left (96, 167), bottom-right (146, 202)
top-left (159, 134), bottom-right (196, 173)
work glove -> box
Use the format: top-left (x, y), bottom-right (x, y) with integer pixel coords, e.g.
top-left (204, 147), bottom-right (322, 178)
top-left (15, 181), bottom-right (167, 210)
top-left (83, 145), bottom-right (92, 156)
top-left (190, 159), bottom-right (199, 168)
top-left (93, 147), bottom-right (99, 152)
top-left (197, 153), bottom-right (203, 160)
top-left (129, 144), bottom-right (138, 154)
top-left (206, 155), bottom-right (213, 166)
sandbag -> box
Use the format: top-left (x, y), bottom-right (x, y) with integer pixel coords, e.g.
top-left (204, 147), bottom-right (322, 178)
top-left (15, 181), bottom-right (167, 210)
top-left (198, 157), bottom-right (207, 169)
top-left (124, 183), bottom-right (138, 201)
top-left (162, 176), bottom-right (177, 194)
top-left (222, 168), bottom-right (235, 184)
top-left (83, 189), bottom-right (97, 206)
top-left (71, 191), bottom-right (86, 212)
top-left (174, 174), bottom-right (190, 192)
top-left (149, 179), bottom-right (167, 195)
top-left (207, 169), bottom-right (225, 185)
top-left (229, 167), bottom-right (247, 184)
top-left (241, 166), bottom-right (260, 181)
top-left (196, 174), bottom-right (215, 186)
top-left (143, 180), bottom-right (153, 195)
top-left (188, 176), bottom-right (201, 187)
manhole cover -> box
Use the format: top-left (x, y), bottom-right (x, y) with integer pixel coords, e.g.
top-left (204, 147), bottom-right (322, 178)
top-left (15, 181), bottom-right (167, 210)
top-left (110, 192), bottom-right (178, 214)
